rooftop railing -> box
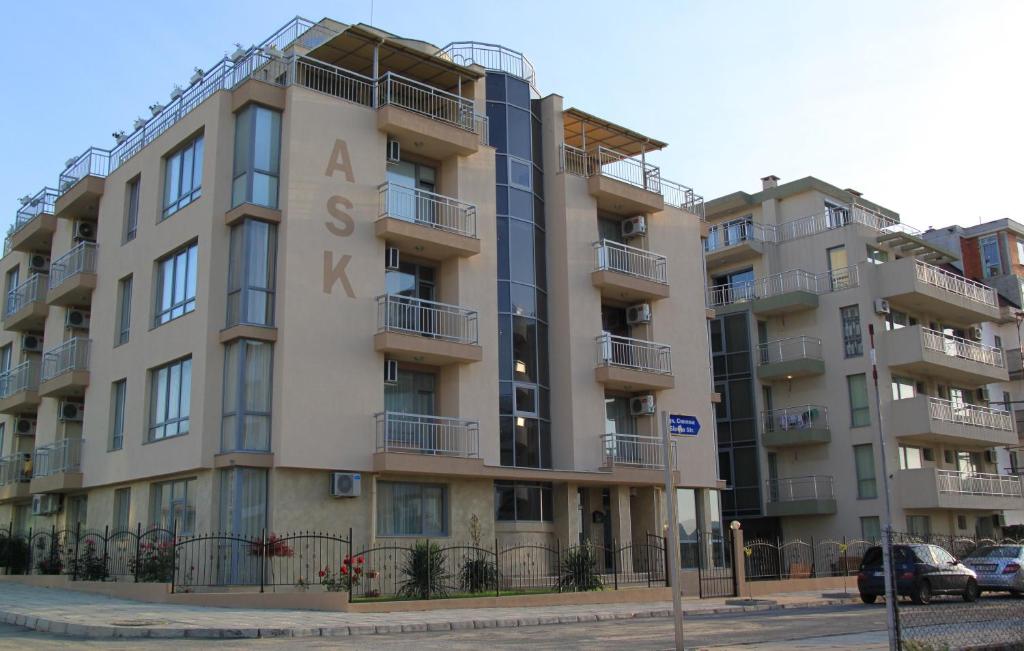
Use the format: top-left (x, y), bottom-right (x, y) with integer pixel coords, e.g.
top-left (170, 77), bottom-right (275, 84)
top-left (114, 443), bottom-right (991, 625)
top-left (601, 433), bottom-right (672, 470)
top-left (913, 259), bottom-right (997, 308)
top-left (758, 336), bottom-right (823, 365)
top-left (927, 397), bottom-right (1014, 432)
top-left (936, 469), bottom-right (1022, 498)
top-left (596, 333), bottom-right (672, 375)
top-left (0, 360), bottom-right (39, 399)
top-left (920, 328), bottom-right (1005, 369)
top-left (661, 178), bottom-right (705, 219)
top-left (761, 405), bottom-right (829, 434)
top-left (594, 145), bottom-right (661, 192)
top-left (41, 338), bottom-right (91, 382)
top-left (374, 411), bottom-right (480, 458)
top-left (58, 148), bottom-right (112, 194)
top-left (5, 274), bottom-right (47, 317)
top-left (378, 183), bottom-right (477, 238)
top-left (440, 41), bottom-right (538, 90)
top-left (8, 188), bottom-right (58, 240)
top-left (376, 294), bottom-right (479, 345)
top-left (0, 452), bottom-right (32, 486)
top-left (775, 205), bottom-right (902, 241)
top-left (765, 475), bottom-right (835, 503)
top-left (378, 71), bottom-right (476, 132)
top-left (32, 438), bottom-right (82, 477)
top-left (594, 239), bottom-right (668, 284)
top-left (48, 242), bottom-right (97, 289)
top-left (705, 219), bottom-right (777, 252)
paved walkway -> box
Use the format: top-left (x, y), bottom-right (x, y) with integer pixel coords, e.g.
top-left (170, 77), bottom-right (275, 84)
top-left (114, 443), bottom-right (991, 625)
top-left (0, 583), bottom-right (857, 639)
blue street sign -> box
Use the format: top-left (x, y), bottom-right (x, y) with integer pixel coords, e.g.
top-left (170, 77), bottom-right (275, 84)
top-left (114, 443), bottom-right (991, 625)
top-left (669, 414), bottom-right (700, 436)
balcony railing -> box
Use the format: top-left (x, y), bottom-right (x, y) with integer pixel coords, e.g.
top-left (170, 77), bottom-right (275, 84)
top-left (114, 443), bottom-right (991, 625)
top-left (660, 178), bottom-right (705, 219)
top-left (776, 205), bottom-right (902, 241)
top-left (594, 145), bottom-right (661, 192)
top-left (58, 148), bottom-right (112, 194)
top-left (927, 397), bottom-right (1014, 431)
top-left (936, 469), bottom-right (1022, 498)
top-left (375, 412), bottom-right (479, 458)
top-left (601, 433), bottom-right (672, 469)
top-left (761, 405), bottom-right (829, 434)
top-left (755, 269), bottom-right (817, 298)
top-left (33, 438), bottom-right (82, 477)
top-left (765, 475), bottom-right (835, 503)
top-left (0, 360), bottom-right (39, 399)
top-left (376, 294), bottom-right (479, 344)
top-left (48, 242), bottom-right (98, 289)
top-left (705, 219), bottom-right (776, 252)
top-left (440, 41), bottom-right (538, 91)
top-left (707, 266), bottom-right (860, 307)
top-left (378, 183), bottom-right (477, 238)
top-left (594, 239), bottom-right (668, 284)
top-left (378, 71), bottom-right (476, 132)
top-left (913, 259), bottom-right (997, 308)
top-left (759, 336), bottom-right (823, 366)
top-left (41, 338), bottom-right (91, 382)
top-left (8, 188), bottom-right (58, 239)
top-left (920, 328), bottom-right (1005, 368)
top-left (0, 453), bottom-right (32, 486)
top-left (5, 274), bottom-right (47, 317)
top-left (596, 333), bottom-right (672, 375)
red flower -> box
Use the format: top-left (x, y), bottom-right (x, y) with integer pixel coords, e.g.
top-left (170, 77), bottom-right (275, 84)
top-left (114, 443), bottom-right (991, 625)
top-left (340, 565), bottom-right (348, 575)
top-left (319, 569), bottom-right (326, 578)
top-left (343, 556), bottom-right (352, 566)
top-left (356, 555), bottom-right (364, 564)
top-left (354, 567), bottom-right (362, 575)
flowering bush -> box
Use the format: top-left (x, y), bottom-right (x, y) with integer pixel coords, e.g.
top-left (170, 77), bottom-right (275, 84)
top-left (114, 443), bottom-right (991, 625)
top-left (131, 540), bottom-right (175, 582)
top-left (249, 533), bottom-right (294, 558)
top-left (68, 539), bottom-right (109, 581)
top-left (320, 554), bottom-right (364, 592)
top-left (35, 540), bottom-right (63, 575)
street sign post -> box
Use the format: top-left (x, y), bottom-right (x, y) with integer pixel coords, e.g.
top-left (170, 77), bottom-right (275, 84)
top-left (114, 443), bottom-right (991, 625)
top-left (661, 411), bottom-right (685, 651)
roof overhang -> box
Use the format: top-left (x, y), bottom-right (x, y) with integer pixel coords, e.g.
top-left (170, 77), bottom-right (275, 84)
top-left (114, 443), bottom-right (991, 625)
top-left (562, 107), bottom-right (667, 156)
top-left (876, 231), bottom-right (958, 265)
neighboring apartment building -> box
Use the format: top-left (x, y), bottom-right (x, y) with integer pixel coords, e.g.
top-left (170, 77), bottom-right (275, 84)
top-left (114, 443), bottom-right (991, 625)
top-left (0, 17), bottom-right (719, 563)
top-left (704, 175), bottom-right (1022, 543)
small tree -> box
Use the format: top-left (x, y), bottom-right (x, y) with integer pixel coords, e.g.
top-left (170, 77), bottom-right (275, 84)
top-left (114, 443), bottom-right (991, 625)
top-left (459, 515), bottom-right (498, 594)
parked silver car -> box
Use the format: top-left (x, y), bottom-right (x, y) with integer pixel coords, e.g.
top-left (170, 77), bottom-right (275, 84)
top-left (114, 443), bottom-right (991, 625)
top-left (962, 545), bottom-right (1024, 594)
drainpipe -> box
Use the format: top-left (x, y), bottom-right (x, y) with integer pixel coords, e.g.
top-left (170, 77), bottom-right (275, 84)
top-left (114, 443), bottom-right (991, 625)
top-left (372, 41), bottom-right (382, 108)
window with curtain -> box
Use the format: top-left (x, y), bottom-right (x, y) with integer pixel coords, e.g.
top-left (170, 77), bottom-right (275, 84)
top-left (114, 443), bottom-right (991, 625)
top-left (67, 495), bottom-right (88, 531)
top-left (221, 340), bottom-right (273, 452)
top-left (116, 275), bottom-right (132, 345)
top-left (150, 478), bottom-right (195, 534)
top-left (494, 481), bottom-right (553, 522)
top-left (907, 515), bottom-right (931, 537)
top-left (149, 357), bottom-right (191, 441)
top-left (860, 516), bottom-right (881, 540)
top-left (154, 243), bottom-right (197, 325)
top-left (980, 235), bottom-right (1001, 277)
top-left (232, 105), bottom-right (282, 209)
top-left (384, 369), bottom-right (436, 415)
top-left (854, 444), bottom-right (878, 499)
top-left (219, 467), bottom-right (267, 535)
top-left (891, 375), bottom-right (916, 401)
top-left (847, 374), bottom-right (870, 427)
top-left (840, 305), bottom-right (862, 358)
top-left (113, 487), bottom-right (131, 531)
top-left (227, 220), bottom-right (276, 327)
top-left (377, 481), bottom-right (448, 536)
top-left (163, 135), bottom-right (204, 218)
top-left (110, 379), bottom-right (126, 450)
top-left (124, 176), bottom-right (140, 242)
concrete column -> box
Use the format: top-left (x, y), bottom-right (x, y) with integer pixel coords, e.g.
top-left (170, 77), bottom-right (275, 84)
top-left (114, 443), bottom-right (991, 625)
top-left (553, 482), bottom-right (582, 546)
top-left (731, 525), bottom-right (746, 595)
top-left (609, 485), bottom-right (632, 548)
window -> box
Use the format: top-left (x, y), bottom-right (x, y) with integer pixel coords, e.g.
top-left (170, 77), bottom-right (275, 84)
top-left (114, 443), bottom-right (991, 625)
top-left (4, 267), bottom-right (19, 315)
top-left (1017, 239), bottom-right (1024, 265)
top-left (67, 495), bottom-right (87, 531)
top-left (980, 235), bottom-right (1001, 277)
top-left (221, 340), bottom-right (273, 452)
top-left (149, 357), bottom-right (191, 441)
top-left (866, 245), bottom-right (889, 265)
top-left (227, 220), bottom-right (276, 327)
top-left (827, 245), bottom-right (851, 289)
top-left (0, 422), bottom-right (4, 456)
top-left (154, 243), bottom-right (197, 325)
top-left (163, 135), bottom-right (204, 218)
top-left (232, 105), bottom-right (281, 209)
top-left (116, 275), bottom-right (132, 345)
top-left (885, 309), bottom-right (917, 331)
top-left (508, 156), bottom-right (532, 190)
top-left (0, 343), bottom-right (11, 374)
top-left (113, 488), bottom-right (131, 531)
top-left (150, 478), bottom-right (195, 534)
top-left (124, 177), bottom-right (140, 242)
top-left (377, 481), bottom-right (448, 536)
top-left (854, 444), bottom-right (878, 499)
top-left (861, 516), bottom-right (881, 540)
top-left (906, 515), bottom-right (931, 537)
top-left (847, 374), bottom-right (870, 427)
top-left (898, 445), bottom-right (923, 470)
top-left (110, 379), bottom-right (126, 450)
top-left (219, 467), bottom-right (267, 535)
top-left (840, 305), bottom-right (862, 358)
top-left (494, 481), bottom-right (553, 522)
top-left (891, 375), bottom-right (916, 400)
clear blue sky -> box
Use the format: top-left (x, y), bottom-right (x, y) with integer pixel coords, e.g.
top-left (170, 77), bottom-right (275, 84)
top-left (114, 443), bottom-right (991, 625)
top-left (3, 1), bottom-right (1021, 233)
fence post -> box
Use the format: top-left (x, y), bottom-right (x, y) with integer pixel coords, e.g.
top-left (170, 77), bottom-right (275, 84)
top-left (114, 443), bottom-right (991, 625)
top-left (347, 528), bottom-right (353, 604)
top-left (556, 538), bottom-right (562, 593)
top-left (611, 538), bottom-right (618, 591)
top-left (48, 524), bottom-right (55, 576)
top-left (102, 525), bottom-right (109, 581)
top-left (731, 526), bottom-right (745, 598)
top-left (663, 534), bottom-right (670, 588)
top-left (810, 536), bottom-right (816, 579)
top-left (495, 537), bottom-right (500, 598)
top-left (134, 522), bottom-right (141, 583)
top-left (72, 522), bottom-right (81, 581)
top-left (25, 526), bottom-right (33, 575)
top-left (169, 518), bottom-right (177, 593)
top-left (425, 538), bottom-right (431, 600)
top-left (259, 528), bottom-right (267, 594)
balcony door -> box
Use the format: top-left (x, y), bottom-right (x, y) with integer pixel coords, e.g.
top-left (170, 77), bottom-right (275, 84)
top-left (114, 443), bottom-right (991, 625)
top-left (825, 201), bottom-right (850, 229)
top-left (386, 261), bottom-right (437, 336)
top-left (384, 368), bottom-right (437, 451)
top-left (827, 245), bottom-right (850, 290)
top-left (387, 160), bottom-right (437, 225)
top-left (604, 395), bottom-right (639, 464)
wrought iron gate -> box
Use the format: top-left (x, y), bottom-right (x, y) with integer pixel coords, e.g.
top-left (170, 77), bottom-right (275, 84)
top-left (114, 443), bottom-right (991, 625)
top-left (696, 531), bottom-right (736, 598)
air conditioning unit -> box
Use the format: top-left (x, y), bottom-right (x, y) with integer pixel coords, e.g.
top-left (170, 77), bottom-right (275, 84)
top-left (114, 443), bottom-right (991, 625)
top-left (984, 449), bottom-right (998, 464)
top-left (384, 358), bottom-right (399, 385)
top-left (28, 254), bottom-right (50, 274)
top-left (15, 417), bottom-right (36, 436)
top-left (385, 247), bottom-right (400, 271)
top-left (21, 334), bottom-right (43, 353)
top-left (59, 400), bottom-right (84, 422)
top-left (626, 303), bottom-right (652, 325)
top-left (32, 494), bottom-right (62, 516)
top-left (66, 310), bottom-right (90, 330)
top-left (969, 326), bottom-right (983, 341)
top-left (73, 220), bottom-right (96, 242)
top-left (873, 298), bottom-right (891, 315)
top-left (387, 138), bottom-right (401, 164)
top-left (621, 216), bottom-right (647, 239)
top-left (629, 395), bottom-right (656, 416)
top-left (330, 472), bottom-right (362, 497)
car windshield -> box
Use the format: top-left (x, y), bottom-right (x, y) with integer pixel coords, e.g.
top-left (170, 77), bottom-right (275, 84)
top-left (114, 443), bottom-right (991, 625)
top-left (862, 546), bottom-right (912, 566)
top-left (967, 546), bottom-right (1023, 559)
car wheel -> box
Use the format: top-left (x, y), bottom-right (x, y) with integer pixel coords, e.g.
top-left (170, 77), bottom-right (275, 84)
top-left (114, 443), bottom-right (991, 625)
top-left (962, 579), bottom-right (980, 603)
top-left (910, 580), bottom-right (931, 605)
top-left (860, 593), bottom-right (877, 604)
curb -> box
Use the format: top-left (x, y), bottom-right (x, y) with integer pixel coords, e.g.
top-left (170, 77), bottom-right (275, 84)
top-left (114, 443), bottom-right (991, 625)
top-left (1, 598), bottom-right (856, 639)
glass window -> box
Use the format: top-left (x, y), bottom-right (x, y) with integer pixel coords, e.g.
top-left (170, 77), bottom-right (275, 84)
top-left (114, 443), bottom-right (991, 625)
top-left (150, 478), bottom-right (195, 534)
top-left (67, 495), bottom-right (88, 531)
top-left (841, 305), bottom-right (862, 357)
top-left (898, 445), bottom-right (923, 470)
top-left (1016, 239), bottom-right (1024, 265)
top-left (0, 343), bottom-right (11, 374)
top-left (377, 481), bottom-right (448, 536)
top-left (980, 235), bottom-right (1001, 277)
top-left (219, 467), bottom-right (267, 535)
top-left (906, 515), bottom-right (931, 537)
top-left (860, 516), bottom-right (881, 540)
top-left (113, 487), bottom-right (131, 531)
top-left (116, 275), bottom-right (132, 345)
top-left (149, 357), bottom-right (191, 441)
top-left (827, 245), bottom-right (851, 289)
top-left (232, 105), bottom-right (282, 209)
top-left (891, 375), bottom-right (916, 400)
top-left (854, 444), bottom-right (878, 499)
top-left (154, 243), bottom-right (197, 325)
top-left (508, 156), bottom-right (532, 191)
top-left (163, 135), bottom-right (204, 218)
top-left (0, 422), bottom-right (4, 457)
top-left (4, 267), bottom-right (19, 315)
top-left (221, 340), bottom-right (273, 452)
top-left (110, 379), bottom-right (126, 450)
top-left (494, 481), bottom-right (553, 522)
top-left (848, 374), bottom-right (870, 427)
top-left (227, 220), bottom-right (277, 327)
top-left (866, 245), bottom-right (889, 265)
top-left (124, 177), bottom-right (140, 242)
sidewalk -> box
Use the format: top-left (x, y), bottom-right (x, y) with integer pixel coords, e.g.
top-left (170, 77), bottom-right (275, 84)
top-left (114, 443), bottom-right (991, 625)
top-left (0, 583), bottom-right (857, 639)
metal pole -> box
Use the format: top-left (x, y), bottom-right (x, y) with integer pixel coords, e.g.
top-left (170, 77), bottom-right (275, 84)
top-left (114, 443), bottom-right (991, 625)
top-left (868, 323), bottom-right (899, 651)
top-left (661, 410), bottom-right (684, 651)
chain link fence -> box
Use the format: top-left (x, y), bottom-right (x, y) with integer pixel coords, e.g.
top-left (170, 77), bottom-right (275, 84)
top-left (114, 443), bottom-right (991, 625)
top-left (898, 598), bottom-right (1024, 650)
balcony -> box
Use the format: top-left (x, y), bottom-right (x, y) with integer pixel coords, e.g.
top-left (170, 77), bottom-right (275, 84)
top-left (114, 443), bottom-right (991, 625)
top-left (374, 412), bottom-right (479, 457)
top-left (776, 204), bottom-right (901, 241)
top-left (764, 475), bottom-right (837, 517)
top-left (595, 333), bottom-right (674, 391)
top-left (592, 240), bottom-right (669, 303)
top-left (707, 266), bottom-right (860, 312)
top-left (55, 147), bottom-right (110, 219)
top-left (0, 452), bottom-right (32, 502)
top-left (601, 433), bottom-right (673, 470)
top-left (374, 294), bottom-right (481, 365)
top-left (5, 188), bottom-right (58, 254)
top-left (889, 395), bottom-right (1017, 447)
top-left (877, 258), bottom-right (1001, 324)
top-left (704, 219), bottom-right (774, 268)
top-left (757, 337), bottom-right (824, 381)
top-left (375, 183), bottom-right (479, 260)
top-left (561, 144), bottom-right (665, 214)
top-left (47, 242), bottom-right (97, 307)
top-left (761, 405), bottom-right (831, 447)
top-left (0, 361), bottom-right (40, 415)
top-left (40, 338), bottom-right (91, 399)
top-left (3, 274), bottom-right (49, 332)
top-left (376, 72), bottom-right (484, 158)
top-left (882, 325), bottom-right (1008, 385)
top-left (30, 438), bottom-right (83, 494)
top-left (898, 467), bottom-right (1023, 511)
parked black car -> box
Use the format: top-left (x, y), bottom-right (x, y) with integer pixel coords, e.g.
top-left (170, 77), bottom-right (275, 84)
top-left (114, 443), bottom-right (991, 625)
top-left (857, 544), bottom-right (979, 605)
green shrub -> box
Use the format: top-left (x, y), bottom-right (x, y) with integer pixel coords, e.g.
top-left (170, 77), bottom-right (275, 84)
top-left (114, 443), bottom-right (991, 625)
top-left (68, 539), bottom-right (109, 581)
top-left (459, 554), bottom-right (498, 593)
top-left (131, 540), bottom-right (175, 582)
top-left (560, 541), bottom-right (604, 592)
top-left (0, 536), bottom-right (30, 574)
top-left (35, 540), bottom-right (63, 575)
top-left (398, 541), bottom-right (449, 599)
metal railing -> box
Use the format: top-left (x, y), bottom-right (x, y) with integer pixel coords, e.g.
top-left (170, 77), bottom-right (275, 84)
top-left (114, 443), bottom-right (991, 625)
top-left (32, 438), bottom-right (82, 477)
top-left (48, 242), bottom-right (97, 289)
top-left (913, 259), bottom-right (997, 307)
top-left (294, 56), bottom-right (373, 105)
top-left (660, 178), bottom-right (705, 219)
top-left (761, 405), bottom-right (829, 433)
top-left (560, 143), bottom-right (590, 177)
top-left (440, 41), bottom-right (538, 90)
top-left (817, 265), bottom-right (860, 292)
top-left (927, 397), bottom-right (1015, 431)
top-left (594, 145), bottom-right (661, 192)
top-left (376, 294), bottom-right (479, 344)
top-left (755, 269), bottom-right (817, 298)
top-left (0, 360), bottom-right (39, 399)
top-left (765, 475), bottom-right (835, 503)
top-left (758, 336), bottom-right (823, 365)
top-left (41, 338), bottom-right (91, 382)
top-left (377, 71), bottom-right (476, 132)
top-left (594, 239), bottom-right (667, 284)
top-left (705, 219), bottom-right (777, 251)
top-left (936, 469), bottom-right (1022, 498)
top-left (0, 452), bottom-right (31, 486)
top-left (776, 205), bottom-right (901, 241)
top-left (601, 433), bottom-right (672, 469)
top-left (920, 328), bottom-right (1005, 368)
top-left (596, 333), bottom-right (672, 375)
top-left (378, 183), bottom-right (477, 238)
top-left (706, 281), bottom-right (756, 308)
top-left (8, 188), bottom-right (58, 240)
top-left (708, 266), bottom-right (859, 308)
top-left (5, 274), bottom-right (47, 317)
top-left (374, 412), bottom-right (479, 458)
top-left (58, 148), bottom-right (112, 194)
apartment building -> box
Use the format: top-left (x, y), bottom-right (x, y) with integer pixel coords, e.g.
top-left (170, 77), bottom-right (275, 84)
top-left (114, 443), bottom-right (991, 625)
top-left (0, 17), bottom-right (718, 561)
top-left (704, 175), bottom-right (1022, 543)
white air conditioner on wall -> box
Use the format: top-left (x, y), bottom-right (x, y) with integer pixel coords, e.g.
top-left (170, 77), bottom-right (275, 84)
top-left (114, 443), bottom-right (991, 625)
top-left (59, 401), bottom-right (84, 422)
top-left (969, 326), bottom-right (983, 341)
top-left (621, 216), bottom-right (647, 239)
top-left (873, 298), bottom-right (891, 315)
top-left (29, 255), bottom-right (50, 274)
top-left (66, 310), bottom-right (90, 330)
top-left (626, 303), bottom-right (652, 325)
top-left (630, 395), bottom-right (656, 416)
top-left (330, 472), bottom-right (361, 497)
top-left (15, 417), bottom-right (36, 436)
top-left (21, 334), bottom-right (43, 353)
top-left (73, 220), bottom-right (96, 242)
